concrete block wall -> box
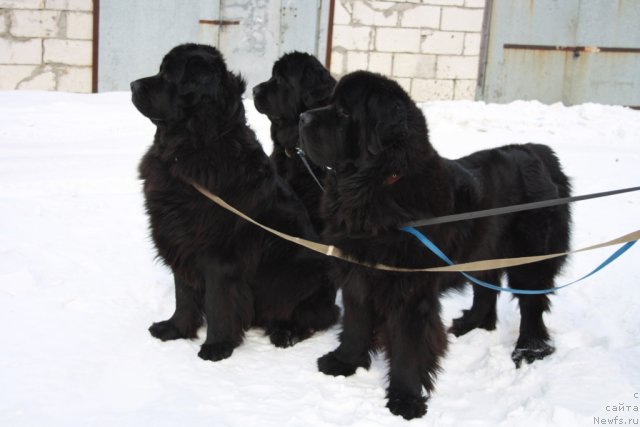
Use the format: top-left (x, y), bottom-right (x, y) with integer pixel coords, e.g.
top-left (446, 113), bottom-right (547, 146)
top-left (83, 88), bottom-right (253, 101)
top-left (330, 0), bottom-right (485, 101)
top-left (0, 0), bottom-right (93, 93)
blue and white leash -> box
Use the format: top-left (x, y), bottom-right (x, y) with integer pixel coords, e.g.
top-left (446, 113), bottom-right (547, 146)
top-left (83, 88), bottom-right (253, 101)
top-left (400, 226), bottom-right (637, 295)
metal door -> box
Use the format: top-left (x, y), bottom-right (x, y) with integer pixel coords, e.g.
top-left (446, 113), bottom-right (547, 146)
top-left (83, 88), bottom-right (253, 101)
top-left (214, 0), bottom-right (324, 95)
top-left (98, 0), bottom-right (327, 92)
top-left (479, 0), bottom-right (640, 106)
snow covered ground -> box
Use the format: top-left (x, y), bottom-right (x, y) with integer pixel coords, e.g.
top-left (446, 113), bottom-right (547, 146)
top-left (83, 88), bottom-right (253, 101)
top-left (0, 91), bottom-right (638, 427)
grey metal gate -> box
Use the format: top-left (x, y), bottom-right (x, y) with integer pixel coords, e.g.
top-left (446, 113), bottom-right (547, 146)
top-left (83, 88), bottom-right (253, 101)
top-left (98, 0), bottom-right (328, 92)
top-left (479, 0), bottom-right (640, 106)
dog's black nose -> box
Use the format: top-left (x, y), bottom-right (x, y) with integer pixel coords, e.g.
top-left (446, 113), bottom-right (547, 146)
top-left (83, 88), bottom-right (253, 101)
top-left (299, 112), bottom-right (313, 127)
top-left (130, 80), bottom-right (141, 93)
top-left (252, 85), bottom-right (262, 98)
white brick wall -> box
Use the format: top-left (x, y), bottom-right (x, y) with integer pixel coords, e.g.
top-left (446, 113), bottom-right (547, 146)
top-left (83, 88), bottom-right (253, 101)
top-left (352, 1), bottom-right (399, 26)
top-left (376, 27), bottom-right (421, 52)
top-left (412, 78), bottom-right (454, 101)
top-left (0, 0), bottom-right (44, 9)
top-left (18, 65), bottom-right (56, 90)
top-left (454, 79), bottom-right (477, 99)
top-left (330, 0), bottom-right (486, 101)
top-left (43, 38), bottom-right (92, 66)
top-left (333, 0), bottom-right (352, 25)
top-left (463, 32), bottom-right (481, 55)
top-left (368, 52), bottom-right (392, 74)
top-left (425, 0), bottom-right (463, 5)
top-left (58, 64), bottom-right (91, 91)
top-left (0, 38), bottom-right (42, 64)
top-left (399, 5), bottom-right (440, 28)
top-left (0, 64), bottom-right (39, 89)
top-left (465, 0), bottom-right (485, 8)
top-left (441, 7), bottom-right (484, 31)
top-left (436, 55), bottom-right (479, 79)
top-left (333, 25), bottom-right (374, 51)
top-left (393, 53), bottom-right (436, 78)
top-left (347, 50), bottom-right (368, 70)
top-left (0, 1), bottom-right (93, 92)
top-left (10, 10), bottom-right (61, 38)
top-left (45, 0), bottom-right (92, 11)
top-left (421, 30), bottom-right (464, 55)
top-left (66, 11), bottom-right (92, 39)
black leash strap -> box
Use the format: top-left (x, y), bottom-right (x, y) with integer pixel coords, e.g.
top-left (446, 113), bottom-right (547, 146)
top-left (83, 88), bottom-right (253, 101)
top-left (295, 148), bottom-right (325, 192)
top-left (404, 185), bottom-right (640, 227)
top-left (293, 147), bottom-right (639, 227)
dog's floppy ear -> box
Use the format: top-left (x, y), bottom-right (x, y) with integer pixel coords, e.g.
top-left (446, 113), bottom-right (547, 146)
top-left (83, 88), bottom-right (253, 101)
top-left (227, 72), bottom-right (246, 97)
top-left (179, 55), bottom-right (218, 99)
top-left (301, 63), bottom-right (336, 108)
top-left (366, 100), bottom-right (408, 155)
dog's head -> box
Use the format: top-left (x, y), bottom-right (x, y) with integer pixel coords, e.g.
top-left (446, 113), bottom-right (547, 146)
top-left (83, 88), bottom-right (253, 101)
top-left (130, 43), bottom-right (246, 125)
top-left (299, 71), bottom-right (431, 172)
top-left (252, 52), bottom-right (336, 122)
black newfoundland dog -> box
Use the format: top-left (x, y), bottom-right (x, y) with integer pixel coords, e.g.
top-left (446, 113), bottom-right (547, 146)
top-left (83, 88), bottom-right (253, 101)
top-left (253, 52), bottom-right (336, 232)
top-left (299, 71), bottom-right (571, 419)
top-left (131, 44), bottom-right (338, 361)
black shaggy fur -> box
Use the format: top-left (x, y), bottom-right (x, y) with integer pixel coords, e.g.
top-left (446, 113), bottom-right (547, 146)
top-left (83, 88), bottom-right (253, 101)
top-left (131, 44), bottom-right (338, 361)
top-left (253, 52), bottom-right (336, 232)
top-left (299, 71), bottom-right (571, 419)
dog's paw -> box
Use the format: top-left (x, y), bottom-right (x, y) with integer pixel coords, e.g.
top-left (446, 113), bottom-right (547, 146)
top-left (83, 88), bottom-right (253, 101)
top-left (448, 311), bottom-right (475, 337)
top-left (511, 340), bottom-right (555, 368)
top-left (269, 327), bottom-right (304, 348)
top-left (317, 351), bottom-right (369, 377)
top-left (149, 320), bottom-right (190, 341)
top-left (386, 392), bottom-right (427, 420)
top-left (198, 342), bottom-right (235, 362)
top-left (448, 309), bottom-right (496, 337)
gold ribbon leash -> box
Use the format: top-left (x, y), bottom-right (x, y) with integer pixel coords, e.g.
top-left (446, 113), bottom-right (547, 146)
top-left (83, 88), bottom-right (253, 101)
top-left (191, 182), bottom-right (639, 273)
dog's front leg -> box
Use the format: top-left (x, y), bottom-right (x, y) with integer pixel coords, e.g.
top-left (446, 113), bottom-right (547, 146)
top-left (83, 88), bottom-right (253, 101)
top-left (385, 289), bottom-right (447, 420)
top-left (318, 269), bottom-right (373, 376)
top-left (149, 274), bottom-right (203, 341)
top-left (198, 260), bottom-right (253, 362)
